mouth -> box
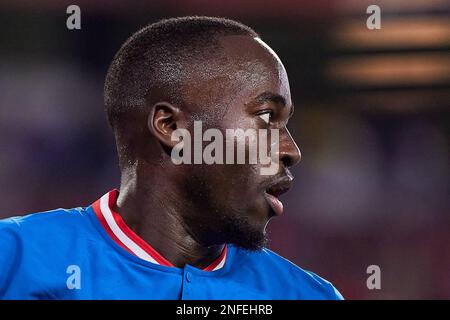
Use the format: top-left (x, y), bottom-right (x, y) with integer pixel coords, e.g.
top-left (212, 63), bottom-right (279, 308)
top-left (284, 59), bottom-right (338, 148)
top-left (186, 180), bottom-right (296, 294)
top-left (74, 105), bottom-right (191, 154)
top-left (264, 175), bottom-right (293, 216)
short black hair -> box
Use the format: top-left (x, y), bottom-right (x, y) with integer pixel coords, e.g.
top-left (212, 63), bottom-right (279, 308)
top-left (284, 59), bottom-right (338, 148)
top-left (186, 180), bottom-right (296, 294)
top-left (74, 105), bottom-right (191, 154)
top-left (104, 16), bottom-right (258, 128)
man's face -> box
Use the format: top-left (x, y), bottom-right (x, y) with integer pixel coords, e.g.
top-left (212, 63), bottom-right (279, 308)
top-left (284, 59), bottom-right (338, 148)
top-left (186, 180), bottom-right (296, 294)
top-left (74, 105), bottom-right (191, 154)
top-left (178, 36), bottom-right (301, 250)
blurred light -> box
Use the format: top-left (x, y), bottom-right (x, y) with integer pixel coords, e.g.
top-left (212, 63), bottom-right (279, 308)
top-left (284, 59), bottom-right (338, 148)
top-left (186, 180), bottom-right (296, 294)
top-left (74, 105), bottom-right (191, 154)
top-left (335, 90), bottom-right (450, 112)
top-left (333, 17), bottom-right (450, 49)
top-left (337, 0), bottom-right (450, 14)
top-left (326, 53), bottom-right (450, 86)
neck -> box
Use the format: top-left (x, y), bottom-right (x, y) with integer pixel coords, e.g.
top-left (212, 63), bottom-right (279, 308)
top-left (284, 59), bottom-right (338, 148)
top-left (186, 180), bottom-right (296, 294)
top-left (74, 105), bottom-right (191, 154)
top-left (114, 165), bottom-right (224, 269)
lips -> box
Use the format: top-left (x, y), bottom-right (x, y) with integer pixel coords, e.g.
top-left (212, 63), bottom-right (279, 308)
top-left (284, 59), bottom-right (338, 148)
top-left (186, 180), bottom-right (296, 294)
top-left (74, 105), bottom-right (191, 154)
top-left (264, 176), bottom-right (293, 216)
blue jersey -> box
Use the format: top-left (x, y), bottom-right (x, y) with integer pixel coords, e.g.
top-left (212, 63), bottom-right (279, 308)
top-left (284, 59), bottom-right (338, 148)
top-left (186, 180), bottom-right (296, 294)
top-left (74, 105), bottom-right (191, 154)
top-left (0, 190), bottom-right (343, 300)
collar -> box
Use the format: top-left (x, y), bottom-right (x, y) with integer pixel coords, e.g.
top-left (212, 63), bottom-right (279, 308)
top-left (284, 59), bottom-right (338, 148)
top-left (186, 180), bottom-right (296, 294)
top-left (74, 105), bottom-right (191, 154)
top-left (91, 189), bottom-right (227, 271)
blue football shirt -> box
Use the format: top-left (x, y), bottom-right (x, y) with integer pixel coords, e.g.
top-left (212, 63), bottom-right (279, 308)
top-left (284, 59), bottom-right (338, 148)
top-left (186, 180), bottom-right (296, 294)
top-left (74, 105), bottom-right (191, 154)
top-left (0, 190), bottom-right (343, 300)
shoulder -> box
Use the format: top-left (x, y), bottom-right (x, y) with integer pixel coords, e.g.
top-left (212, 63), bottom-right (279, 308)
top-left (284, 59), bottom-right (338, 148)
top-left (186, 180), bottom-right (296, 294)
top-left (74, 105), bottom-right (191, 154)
top-left (0, 206), bottom-right (90, 229)
top-left (0, 207), bottom-right (94, 298)
top-left (0, 207), bottom-right (92, 249)
top-left (231, 245), bottom-right (344, 300)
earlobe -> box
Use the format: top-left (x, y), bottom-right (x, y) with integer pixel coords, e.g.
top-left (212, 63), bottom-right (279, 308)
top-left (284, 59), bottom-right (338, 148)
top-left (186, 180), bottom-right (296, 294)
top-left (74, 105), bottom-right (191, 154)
top-left (148, 102), bottom-right (185, 148)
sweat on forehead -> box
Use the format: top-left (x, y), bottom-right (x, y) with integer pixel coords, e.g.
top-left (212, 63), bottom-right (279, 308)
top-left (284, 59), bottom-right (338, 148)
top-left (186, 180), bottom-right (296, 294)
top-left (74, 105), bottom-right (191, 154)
top-left (179, 36), bottom-right (288, 120)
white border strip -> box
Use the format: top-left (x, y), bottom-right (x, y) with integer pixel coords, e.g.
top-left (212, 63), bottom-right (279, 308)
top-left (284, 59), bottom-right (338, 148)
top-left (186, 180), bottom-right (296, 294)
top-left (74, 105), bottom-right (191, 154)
top-left (212, 253), bottom-right (227, 271)
top-left (100, 193), bottom-right (159, 264)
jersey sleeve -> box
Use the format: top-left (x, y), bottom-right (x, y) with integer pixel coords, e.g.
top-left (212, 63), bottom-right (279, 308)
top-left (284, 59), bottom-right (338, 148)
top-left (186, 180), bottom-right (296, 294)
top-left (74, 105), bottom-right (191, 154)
top-left (0, 218), bottom-right (23, 298)
top-left (329, 283), bottom-right (344, 300)
top-left (303, 268), bottom-right (344, 300)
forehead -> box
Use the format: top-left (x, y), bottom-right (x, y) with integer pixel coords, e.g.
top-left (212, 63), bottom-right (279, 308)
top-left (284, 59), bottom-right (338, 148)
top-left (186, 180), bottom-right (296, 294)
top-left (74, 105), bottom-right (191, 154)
top-left (219, 35), bottom-right (284, 69)
top-left (218, 35), bottom-right (291, 102)
top-left (181, 35), bottom-right (291, 116)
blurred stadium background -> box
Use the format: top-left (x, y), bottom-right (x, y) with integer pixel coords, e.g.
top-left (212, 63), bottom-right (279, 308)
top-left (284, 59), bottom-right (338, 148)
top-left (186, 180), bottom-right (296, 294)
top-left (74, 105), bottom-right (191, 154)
top-left (0, 0), bottom-right (448, 299)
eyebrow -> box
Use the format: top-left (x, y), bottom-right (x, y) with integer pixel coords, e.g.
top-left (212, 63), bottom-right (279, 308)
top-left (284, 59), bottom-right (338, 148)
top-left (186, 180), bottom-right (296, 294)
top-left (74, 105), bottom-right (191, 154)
top-left (252, 91), bottom-right (294, 117)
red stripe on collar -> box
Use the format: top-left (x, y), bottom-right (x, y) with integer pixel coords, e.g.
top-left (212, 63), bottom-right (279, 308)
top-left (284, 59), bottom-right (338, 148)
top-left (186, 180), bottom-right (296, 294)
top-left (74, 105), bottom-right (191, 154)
top-left (92, 189), bottom-right (227, 271)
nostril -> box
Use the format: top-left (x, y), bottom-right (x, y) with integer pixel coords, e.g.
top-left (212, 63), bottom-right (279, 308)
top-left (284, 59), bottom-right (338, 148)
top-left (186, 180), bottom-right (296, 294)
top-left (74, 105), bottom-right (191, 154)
top-left (281, 146), bottom-right (301, 168)
top-left (280, 128), bottom-right (301, 168)
top-left (281, 154), bottom-right (292, 168)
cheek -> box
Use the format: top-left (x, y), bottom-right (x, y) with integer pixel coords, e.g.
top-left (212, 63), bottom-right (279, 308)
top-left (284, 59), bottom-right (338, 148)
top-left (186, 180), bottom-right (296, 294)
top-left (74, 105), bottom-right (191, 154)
top-left (218, 107), bottom-right (258, 130)
top-left (218, 164), bottom-right (265, 209)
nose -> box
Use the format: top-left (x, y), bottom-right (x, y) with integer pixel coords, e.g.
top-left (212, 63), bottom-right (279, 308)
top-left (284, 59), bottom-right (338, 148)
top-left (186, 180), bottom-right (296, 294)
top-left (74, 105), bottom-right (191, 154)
top-left (279, 127), bottom-right (301, 168)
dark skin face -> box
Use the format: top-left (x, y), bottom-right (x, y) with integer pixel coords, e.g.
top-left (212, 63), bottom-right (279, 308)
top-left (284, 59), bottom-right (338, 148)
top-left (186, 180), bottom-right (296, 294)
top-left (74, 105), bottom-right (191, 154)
top-left (114, 35), bottom-right (301, 269)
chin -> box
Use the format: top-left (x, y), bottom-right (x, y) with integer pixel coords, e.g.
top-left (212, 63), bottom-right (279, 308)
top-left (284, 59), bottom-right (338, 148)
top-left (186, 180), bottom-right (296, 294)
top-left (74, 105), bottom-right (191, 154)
top-left (219, 207), bottom-right (269, 251)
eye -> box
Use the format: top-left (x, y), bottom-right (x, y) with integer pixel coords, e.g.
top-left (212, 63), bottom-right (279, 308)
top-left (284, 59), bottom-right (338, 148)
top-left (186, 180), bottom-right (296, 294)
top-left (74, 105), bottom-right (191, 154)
top-left (258, 111), bottom-right (273, 124)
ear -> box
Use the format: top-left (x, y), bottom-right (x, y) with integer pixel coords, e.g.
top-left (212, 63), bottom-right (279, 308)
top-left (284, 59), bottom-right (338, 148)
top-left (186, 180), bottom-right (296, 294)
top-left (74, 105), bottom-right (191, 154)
top-left (148, 102), bottom-right (186, 148)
